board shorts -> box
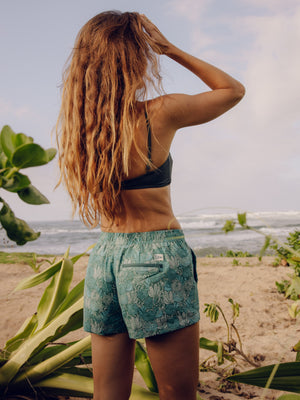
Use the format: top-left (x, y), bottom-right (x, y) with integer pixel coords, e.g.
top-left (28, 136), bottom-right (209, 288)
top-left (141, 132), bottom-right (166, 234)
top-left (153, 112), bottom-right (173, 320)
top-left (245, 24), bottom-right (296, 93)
top-left (83, 229), bottom-right (200, 339)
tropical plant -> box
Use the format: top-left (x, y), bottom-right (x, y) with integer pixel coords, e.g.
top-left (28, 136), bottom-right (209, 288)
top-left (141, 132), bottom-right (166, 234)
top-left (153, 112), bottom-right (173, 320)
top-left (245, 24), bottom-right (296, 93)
top-left (0, 125), bottom-right (56, 246)
top-left (223, 214), bottom-right (300, 301)
top-left (274, 231), bottom-right (300, 300)
top-left (200, 298), bottom-right (259, 369)
top-left (288, 301), bottom-right (300, 320)
top-left (228, 360), bottom-right (300, 394)
top-left (224, 250), bottom-right (253, 257)
top-left (274, 231), bottom-right (300, 267)
top-left (222, 213), bottom-right (300, 398)
top-left (1, 244), bottom-right (207, 399)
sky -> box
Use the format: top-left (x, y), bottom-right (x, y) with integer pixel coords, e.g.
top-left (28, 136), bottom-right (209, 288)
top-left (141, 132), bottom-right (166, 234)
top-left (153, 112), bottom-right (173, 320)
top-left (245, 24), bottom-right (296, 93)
top-left (0, 0), bottom-right (300, 222)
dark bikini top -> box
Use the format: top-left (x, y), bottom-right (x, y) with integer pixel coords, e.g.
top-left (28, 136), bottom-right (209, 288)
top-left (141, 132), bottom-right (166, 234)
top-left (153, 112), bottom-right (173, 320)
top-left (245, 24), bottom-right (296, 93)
top-left (121, 111), bottom-right (173, 190)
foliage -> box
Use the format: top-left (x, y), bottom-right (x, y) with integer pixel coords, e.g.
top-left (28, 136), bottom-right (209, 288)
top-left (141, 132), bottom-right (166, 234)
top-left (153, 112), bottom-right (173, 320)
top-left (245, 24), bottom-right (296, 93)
top-left (0, 245), bottom-right (166, 399)
top-left (222, 213), bottom-right (300, 398)
top-left (0, 125), bottom-right (56, 245)
top-left (274, 231), bottom-right (300, 267)
top-left (200, 299), bottom-right (258, 369)
top-left (224, 250), bottom-right (253, 257)
top-left (228, 362), bottom-right (300, 393)
top-left (288, 301), bottom-right (300, 320)
top-left (222, 213), bottom-right (300, 300)
top-left (0, 251), bottom-right (56, 273)
top-left (0, 247), bottom-right (91, 398)
top-left (0, 251), bottom-right (38, 270)
top-left (222, 212), bottom-right (272, 260)
top-left (273, 231), bottom-right (300, 300)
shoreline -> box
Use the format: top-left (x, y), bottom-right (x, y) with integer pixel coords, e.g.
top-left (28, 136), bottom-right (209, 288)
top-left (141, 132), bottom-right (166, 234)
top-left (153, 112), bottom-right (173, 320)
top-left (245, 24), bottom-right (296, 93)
top-left (1, 255), bottom-right (297, 399)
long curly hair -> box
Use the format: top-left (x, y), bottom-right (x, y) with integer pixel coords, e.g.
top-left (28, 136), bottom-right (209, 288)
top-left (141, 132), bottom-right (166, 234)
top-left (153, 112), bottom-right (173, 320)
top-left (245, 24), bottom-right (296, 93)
top-left (56, 11), bottom-right (162, 227)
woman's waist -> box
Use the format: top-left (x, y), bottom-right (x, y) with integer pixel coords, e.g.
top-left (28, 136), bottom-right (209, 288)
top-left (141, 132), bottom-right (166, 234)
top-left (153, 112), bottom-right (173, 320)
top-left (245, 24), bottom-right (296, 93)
top-left (97, 228), bottom-right (185, 245)
top-left (100, 211), bottom-right (181, 233)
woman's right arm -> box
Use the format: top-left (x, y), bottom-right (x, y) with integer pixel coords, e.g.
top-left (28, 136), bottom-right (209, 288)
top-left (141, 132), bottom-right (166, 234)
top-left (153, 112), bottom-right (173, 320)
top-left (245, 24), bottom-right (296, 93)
top-left (141, 15), bottom-right (245, 130)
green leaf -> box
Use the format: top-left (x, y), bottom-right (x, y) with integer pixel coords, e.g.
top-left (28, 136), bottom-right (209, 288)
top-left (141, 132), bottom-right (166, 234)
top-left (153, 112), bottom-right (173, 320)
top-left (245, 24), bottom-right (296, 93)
top-left (1, 125), bottom-right (17, 161)
top-left (14, 247), bottom-right (93, 291)
top-left (17, 184), bottom-right (49, 204)
top-left (36, 254), bottom-right (73, 331)
top-left (229, 298), bottom-right (240, 320)
top-left (276, 280), bottom-right (291, 294)
top-left (4, 313), bottom-right (38, 354)
top-left (238, 212), bottom-right (247, 227)
top-left (2, 172), bottom-right (31, 192)
top-left (286, 277), bottom-right (300, 299)
top-left (259, 236), bottom-right (271, 261)
top-left (204, 303), bottom-right (219, 322)
top-left (50, 308), bottom-right (83, 342)
top-left (277, 395), bottom-right (300, 400)
top-left (199, 337), bottom-right (234, 362)
top-left (15, 133), bottom-right (33, 147)
top-left (14, 259), bottom-right (64, 291)
top-left (0, 297), bottom-right (83, 385)
top-left (228, 362), bottom-right (300, 393)
top-left (0, 198), bottom-right (40, 245)
top-left (135, 341), bottom-right (158, 393)
top-left (27, 343), bottom-right (73, 366)
top-left (56, 347), bottom-right (92, 369)
top-left (129, 384), bottom-right (160, 399)
top-left (35, 372), bottom-right (94, 398)
top-left (56, 365), bottom-right (93, 377)
top-left (54, 279), bottom-right (85, 316)
top-left (217, 340), bottom-right (224, 365)
top-left (46, 148), bottom-right (57, 162)
top-left (222, 219), bottom-right (236, 233)
top-left (14, 335), bottom-right (91, 385)
top-left (12, 143), bottom-right (48, 168)
top-left (0, 151), bottom-right (9, 169)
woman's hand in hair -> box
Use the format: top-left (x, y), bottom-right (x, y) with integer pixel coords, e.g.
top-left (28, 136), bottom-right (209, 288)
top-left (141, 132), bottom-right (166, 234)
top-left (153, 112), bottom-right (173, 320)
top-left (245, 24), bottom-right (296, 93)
top-left (140, 14), bottom-right (173, 55)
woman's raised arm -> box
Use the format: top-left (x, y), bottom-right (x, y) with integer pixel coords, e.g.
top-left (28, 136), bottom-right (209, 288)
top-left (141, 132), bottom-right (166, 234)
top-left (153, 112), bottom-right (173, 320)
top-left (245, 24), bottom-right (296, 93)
top-left (141, 15), bottom-right (245, 129)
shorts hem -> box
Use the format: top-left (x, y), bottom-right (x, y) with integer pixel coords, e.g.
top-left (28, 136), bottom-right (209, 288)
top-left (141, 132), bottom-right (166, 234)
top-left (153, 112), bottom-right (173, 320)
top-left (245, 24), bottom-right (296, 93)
top-left (129, 314), bottom-right (200, 340)
top-left (83, 327), bottom-right (128, 337)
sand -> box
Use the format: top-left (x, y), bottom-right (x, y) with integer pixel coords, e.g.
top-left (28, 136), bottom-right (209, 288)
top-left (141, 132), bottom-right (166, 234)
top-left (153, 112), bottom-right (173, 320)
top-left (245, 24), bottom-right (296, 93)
top-left (0, 255), bottom-right (299, 400)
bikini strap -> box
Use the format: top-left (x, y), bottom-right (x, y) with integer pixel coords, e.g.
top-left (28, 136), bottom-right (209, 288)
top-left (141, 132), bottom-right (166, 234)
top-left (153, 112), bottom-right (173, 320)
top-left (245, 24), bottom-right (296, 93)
top-left (145, 110), bottom-right (152, 171)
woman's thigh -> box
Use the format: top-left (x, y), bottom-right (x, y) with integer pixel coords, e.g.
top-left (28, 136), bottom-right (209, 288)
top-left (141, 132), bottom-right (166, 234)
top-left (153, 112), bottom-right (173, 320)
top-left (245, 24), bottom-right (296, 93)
top-left (145, 322), bottom-right (199, 400)
top-left (91, 332), bottom-right (136, 400)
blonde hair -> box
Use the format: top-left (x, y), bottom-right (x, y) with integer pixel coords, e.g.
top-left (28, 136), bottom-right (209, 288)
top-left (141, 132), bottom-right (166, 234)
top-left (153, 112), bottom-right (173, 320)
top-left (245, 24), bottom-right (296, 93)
top-left (56, 11), bottom-right (162, 227)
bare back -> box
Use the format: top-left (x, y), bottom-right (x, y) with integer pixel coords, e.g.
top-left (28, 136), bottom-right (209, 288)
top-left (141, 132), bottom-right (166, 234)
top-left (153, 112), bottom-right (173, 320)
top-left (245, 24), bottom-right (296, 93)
top-left (101, 98), bottom-right (181, 233)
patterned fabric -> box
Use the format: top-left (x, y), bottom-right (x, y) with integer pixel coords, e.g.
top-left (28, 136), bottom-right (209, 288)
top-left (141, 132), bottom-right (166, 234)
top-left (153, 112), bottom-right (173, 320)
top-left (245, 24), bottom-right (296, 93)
top-left (83, 229), bottom-right (200, 339)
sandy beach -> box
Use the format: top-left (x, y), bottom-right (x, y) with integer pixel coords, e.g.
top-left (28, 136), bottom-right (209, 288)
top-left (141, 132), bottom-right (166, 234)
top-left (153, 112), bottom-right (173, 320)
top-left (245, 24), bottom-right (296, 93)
top-left (1, 255), bottom-right (298, 400)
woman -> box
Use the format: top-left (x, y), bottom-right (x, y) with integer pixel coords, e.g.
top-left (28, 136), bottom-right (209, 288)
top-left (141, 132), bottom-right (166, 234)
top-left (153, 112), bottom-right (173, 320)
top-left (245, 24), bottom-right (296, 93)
top-left (57, 11), bottom-right (245, 400)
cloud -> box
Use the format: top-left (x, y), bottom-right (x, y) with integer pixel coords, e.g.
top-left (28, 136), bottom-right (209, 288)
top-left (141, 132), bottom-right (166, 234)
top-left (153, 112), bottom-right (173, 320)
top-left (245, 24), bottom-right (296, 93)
top-left (165, 0), bottom-right (210, 22)
top-left (0, 98), bottom-right (32, 120)
top-left (168, 2), bottom-right (300, 212)
top-left (242, 0), bottom-right (300, 14)
top-left (235, 7), bottom-right (300, 136)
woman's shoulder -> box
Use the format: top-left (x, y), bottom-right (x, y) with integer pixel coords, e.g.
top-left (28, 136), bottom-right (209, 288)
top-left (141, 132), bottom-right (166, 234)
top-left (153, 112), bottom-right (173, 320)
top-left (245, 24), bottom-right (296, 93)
top-left (140, 95), bottom-right (181, 127)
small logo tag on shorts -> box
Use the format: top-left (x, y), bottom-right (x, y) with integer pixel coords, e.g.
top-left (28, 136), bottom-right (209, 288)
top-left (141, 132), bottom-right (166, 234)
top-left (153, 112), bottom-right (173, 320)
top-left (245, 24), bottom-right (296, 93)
top-left (154, 254), bottom-right (164, 261)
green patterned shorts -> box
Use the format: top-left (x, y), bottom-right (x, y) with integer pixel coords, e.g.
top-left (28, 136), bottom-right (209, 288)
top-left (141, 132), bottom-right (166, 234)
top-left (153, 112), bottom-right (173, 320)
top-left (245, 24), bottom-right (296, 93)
top-left (83, 229), bottom-right (200, 339)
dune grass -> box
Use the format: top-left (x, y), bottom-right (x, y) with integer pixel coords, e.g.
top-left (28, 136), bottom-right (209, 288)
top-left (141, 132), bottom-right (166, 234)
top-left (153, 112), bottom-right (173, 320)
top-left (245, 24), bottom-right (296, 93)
top-left (0, 251), bottom-right (56, 271)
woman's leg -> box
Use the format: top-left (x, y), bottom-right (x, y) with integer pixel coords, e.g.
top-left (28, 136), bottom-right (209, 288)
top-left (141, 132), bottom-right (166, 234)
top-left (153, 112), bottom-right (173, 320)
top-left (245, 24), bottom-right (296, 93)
top-left (91, 332), bottom-right (136, 400)
top-left (145, 322), bottom-right (199, 400)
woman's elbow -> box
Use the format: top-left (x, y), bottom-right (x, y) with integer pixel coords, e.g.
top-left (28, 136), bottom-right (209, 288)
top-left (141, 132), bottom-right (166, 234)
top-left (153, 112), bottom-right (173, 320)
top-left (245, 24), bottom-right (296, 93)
top-left (234, 82), bottom-right (246, 101)
top-left (228, 83), bottom-right (245, 106)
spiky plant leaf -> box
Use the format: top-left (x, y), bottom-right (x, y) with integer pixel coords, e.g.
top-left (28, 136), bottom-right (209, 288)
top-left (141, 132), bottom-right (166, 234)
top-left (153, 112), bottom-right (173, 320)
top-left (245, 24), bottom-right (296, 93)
top-left (228, 362), bottom-right (300, 393)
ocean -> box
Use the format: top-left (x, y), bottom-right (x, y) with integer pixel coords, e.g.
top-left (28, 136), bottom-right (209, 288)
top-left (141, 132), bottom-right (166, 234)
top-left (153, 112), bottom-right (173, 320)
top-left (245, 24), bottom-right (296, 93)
top-left (1, 210), bottom-right (299, 256)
